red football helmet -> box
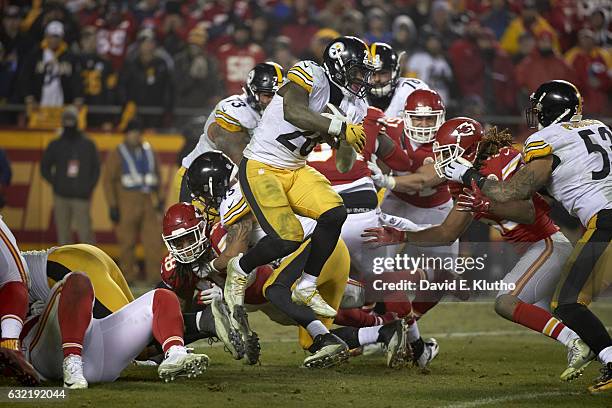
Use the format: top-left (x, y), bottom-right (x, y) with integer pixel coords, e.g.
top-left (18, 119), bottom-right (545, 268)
top-left (403, 89), bottom-right (446, 143)
top-left (432, 117), bottom-right (484, 178)
top-left (162, 203), bottom-right (210, 264)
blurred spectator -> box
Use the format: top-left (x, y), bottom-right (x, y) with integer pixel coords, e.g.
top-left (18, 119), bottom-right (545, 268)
top-left (19, 21), bottom-right (83, 107)
top-left (406, 0), bottom-right (433, 30)
top-left (0, 148), bottom-right (11, 209)
top-left (103, 119), bottom-right (163, 284)
top-left (300, 28), bottom-right (339, 64)
top-left (119, 30), bottom-right (173, 128)
top-left (155, 0), bottom-right (190, 57)
top-left (480, 0), bottom-right (512, 39)
top-left (515, 31), bottom-right (576, 99)
top-left (25, 1), bottom-right (80, 46)
top-left (251, 12), bottom-right (276, 56)
top-left (173, 24), bottom-right (223, 111)
top-left (41, 106), bottom-right (99, 245)
top-left (500, 0), bottom-right (559, 56)
top-left (565, 29), bottom-right (611, 115)
top-left (0, 6), bottom-right (28, 65)
top-left (133, 0), bottom-right (162, 25)
top-left (449, 25), bottom-right (516, 115)
top-left (407, 34), bottom-right (453, 103)
top-left (176, 116), bottom-right (206, 166)
top-left (317, 0), bottom-right (349, 33)
top-left (271, 37), bottom-right (298, 70)
top-left (280, 0), bottom-right (320, 57)
top-left (540, 0), bottom-right (580, 52)
top-left (94, 2), bottom-right (136, 71)
top-left (422, 0), bottom-right (458, 47)
top-left (589, 8), bottom-right (611, 48)
top-left (198, 0), bottom-right (253, 41)
top-left (391, 15), bottom-right (417, 55)
top-left (336, 10), bottom-right (365, 38)
top-left (0, 42), bottom-right (19, 106)
top-left (78, 26), bottom-right (117, 126)
top-left (216, 23), bottom-right (265, 95)
top-left (512, 32), bottom-right (536, 64)
top-left (77, 0), bottom-right (104, 27)
top-left (364, 8), bottom-right (392, 44)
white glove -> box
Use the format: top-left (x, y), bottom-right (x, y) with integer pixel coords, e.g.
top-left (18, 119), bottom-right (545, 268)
top-left (194, 260), bottom-right (218, 279)
top-left (194, 283), bottom-right (223, 305)
top-left (442, 157), bottom-right (474, 183)
top-left (29, 300), bottom-right (45, 316)
top-left (367, 156), bottom-right (396, 189)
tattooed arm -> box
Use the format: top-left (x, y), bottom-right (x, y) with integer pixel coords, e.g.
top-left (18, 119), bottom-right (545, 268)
top-left (208, 122), bottom-right (250, 165)
top-left (211, 216), bottom-right (253, 271)
top-left (481, 156), bottom-right (554, 202)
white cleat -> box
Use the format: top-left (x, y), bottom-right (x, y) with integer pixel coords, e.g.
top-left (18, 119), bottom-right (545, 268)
top-left (224, 255), bottom-right (249, 315)
top-left (291, 281), bottom-right (336, 318)
top-left (63, 355), bottom-right (88, 389)
top-left (386, 320), bottom-right (410, 369)
top-left (211, 298), bottom-right (245, 360)
top-left (414, 338), bottom-right (439, 370)
top-left (158, 346), bottom-right (209, 382)
top-left (561, 338), bottom-right (595, 382)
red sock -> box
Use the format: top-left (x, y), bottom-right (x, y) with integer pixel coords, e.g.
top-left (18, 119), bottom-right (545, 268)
top-left (59, 273), bottom-right (94, 357)
top-left (512, 301), bottom-right (571, 343)
top-left (0, 281), bottom-right (29, 349)
top-left (334, 308), bottom-right (381, 327)
top-left (152, 289), bottom-right (184, 352)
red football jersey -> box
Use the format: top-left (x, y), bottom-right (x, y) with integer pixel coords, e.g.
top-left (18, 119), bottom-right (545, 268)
top-left (160, 252), bottom-right (199, 301)
top-left (386, 124), bottom-right (451, 208)
top-left (475, 147), bottom-right (559, 243)
top-left (95, 18), bottom-right (136, 71)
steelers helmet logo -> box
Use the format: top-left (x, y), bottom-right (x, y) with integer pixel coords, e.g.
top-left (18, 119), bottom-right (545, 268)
top-left (247, 69), bottom-right (255, 84)
top-left (328, 42), bottom-right (345, 59)
top-left (423, 157), bottom-right (434, 165)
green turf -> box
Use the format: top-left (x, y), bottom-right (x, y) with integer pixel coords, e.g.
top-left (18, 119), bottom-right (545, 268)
top-left (2, 301), bottom-right (611, 408)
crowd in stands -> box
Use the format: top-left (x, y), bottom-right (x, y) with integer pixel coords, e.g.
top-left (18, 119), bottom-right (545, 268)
top-left (0, 0), bottom-right (609, 130)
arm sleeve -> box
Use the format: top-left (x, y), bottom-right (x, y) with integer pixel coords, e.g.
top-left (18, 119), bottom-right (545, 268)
top-left (381, 143), bottom-right (412, 172)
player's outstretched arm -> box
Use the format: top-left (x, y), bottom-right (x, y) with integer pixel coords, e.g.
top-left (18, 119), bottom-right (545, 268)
top-left (479, 157), bottom-right (553, 202)
top-left (457, 181), bottom-right (536, 224)
top-left (279, 82), bottom-right (333, 135)
top-left (209, 123), bottom-right (250, 165)
top-left (393, 164), bottom-right (444, 194)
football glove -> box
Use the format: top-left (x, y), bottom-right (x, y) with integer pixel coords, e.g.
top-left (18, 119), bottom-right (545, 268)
top-left (361, 225), bottom-right (407, 247)
top-left (341, 123), bottom-right (366, 153)
top-left (442, 157), bottom-right (474, 183)
top-left (457, 180), bottom-right (491, 214)
top-left (194, 284), bottom-right (223, 305)
top-left (367, 156), bottom-right (396, 189)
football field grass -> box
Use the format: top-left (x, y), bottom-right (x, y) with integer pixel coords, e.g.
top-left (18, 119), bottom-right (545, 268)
top-left (2, 301), bottom-right (611, 408)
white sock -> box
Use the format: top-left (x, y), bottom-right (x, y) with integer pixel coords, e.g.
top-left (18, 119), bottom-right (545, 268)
top-left (406, 320), bottom-right (421, 343)
top-left (0, 317), bottom-right (23, 339)
top-left (195, 311), bottom-right (203, 332)
top-left (306, 320), bottom-right (329, 338)
top-left (358, 326), bottom-right (382, 346)
top-left (598, 346), bottom-right (612, 364)
top-left (297, 273), bottom-right (317, 289)
top-left (557, 327), bottom-right (578, 347)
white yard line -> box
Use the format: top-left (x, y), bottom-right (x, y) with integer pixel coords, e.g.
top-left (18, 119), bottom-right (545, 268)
top-left (440, 391), bottom-right (582, 408)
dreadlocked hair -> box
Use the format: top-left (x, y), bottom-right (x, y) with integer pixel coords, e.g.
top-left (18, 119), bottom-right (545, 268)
top-left (473, 126), bottom-right (514, 170)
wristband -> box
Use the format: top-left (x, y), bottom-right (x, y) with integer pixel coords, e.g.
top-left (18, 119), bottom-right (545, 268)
top-left (328, 117), bottom-right (344, 137)
top-left (386, 176), bottom-right (396, 190)
top-left (461, 168), bottom-right (486, 189)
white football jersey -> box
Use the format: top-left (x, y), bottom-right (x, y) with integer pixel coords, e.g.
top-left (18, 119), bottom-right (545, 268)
top-left (383, 77), bottom-right (430, 118)
top-left (243, 60), bottom-right (368, 169)
top-left (218, 184), bottom-right (316, 245)
top-left (181, 94), bottom-right (261, 169)
top-left (524, 119), bottom-right (612, 227)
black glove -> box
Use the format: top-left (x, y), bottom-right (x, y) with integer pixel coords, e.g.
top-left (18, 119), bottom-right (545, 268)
top-left (109, 207), bottom-right (120, 223)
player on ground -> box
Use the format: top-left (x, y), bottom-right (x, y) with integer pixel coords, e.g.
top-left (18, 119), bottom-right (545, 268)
top-left (440, 80), bottom-right (612, 393)
top-left (363, 118), bottom-right (593, 381)
top-left (224, 36), bottom-right (375, 324)
top-left (172, 62), bottom-right (284, 202)
top-left (159, 203), bottom-right (249, 363)
top-left (0, 217), bottom-right (39, 385)
top-left (21, 272), bottom-right (209, 388)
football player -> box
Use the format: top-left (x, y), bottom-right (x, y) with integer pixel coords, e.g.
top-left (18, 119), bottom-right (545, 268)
top-left (172, 61), bottom-right (284, 203)
top-left (224, 36), bottom-right (375, 326)
top-left (440, 80), bottom-right (612, 394)
top-left (363, 117), bottom-right (593, 381)
top-left (21, 244), bottom-right (134, 318)
top-left (21, 272), bottom-right (209, 388)
top-left (367, 42), bottom-right (430, 118)
top-left (0, 217), bottom-right (39, 385)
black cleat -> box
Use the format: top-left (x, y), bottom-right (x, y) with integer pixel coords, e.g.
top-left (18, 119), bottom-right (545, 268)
top-left (304, 333), bottom-right (349, 368)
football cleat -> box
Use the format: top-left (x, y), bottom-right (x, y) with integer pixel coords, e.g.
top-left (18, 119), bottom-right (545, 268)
top-left (384, 320), bottom-right (411, 369)
top-left (303, 333), bottom-right (349, 368)
top-left (63, 355), bottom-right (88, 389)
top-left (291, 282), bottom-right (337, 318)
top-left (210, 298), bottom-right (245, 360)
top-left (561, 338), bottom-right (595, 382)
top-left (224, 254), bottom-right (249, 312)
top-left (0, 347), bottom-right (40, 386)
top-left (414, 338), bottom-right (439, 369)
top-left (158, 346), bottom-right (209, 382)
top-left (588, 362), bottom-right (612, 394)
top-left (230, 304), bottom-right (260, 365)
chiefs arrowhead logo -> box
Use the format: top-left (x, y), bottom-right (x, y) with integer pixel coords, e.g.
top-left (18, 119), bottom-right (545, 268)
top-left (451, 122), bottom-right (476, 139)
